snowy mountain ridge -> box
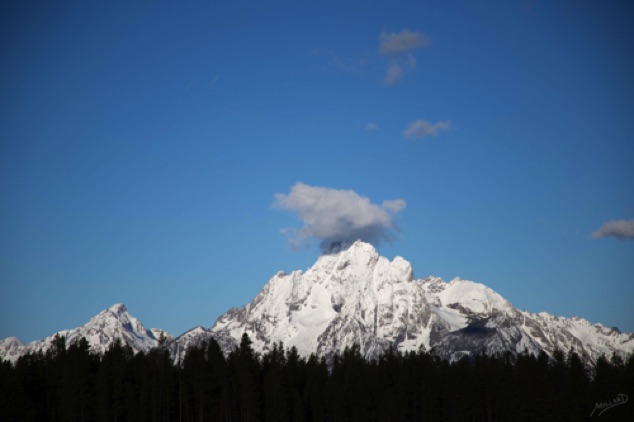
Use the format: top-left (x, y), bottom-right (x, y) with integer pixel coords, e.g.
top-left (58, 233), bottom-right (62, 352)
top-left (209, 240), bottom-right (633, 363)
top-left (0, 304), bottom-right (166, 363)
top-left (2, 241), bottom-right (632, 365)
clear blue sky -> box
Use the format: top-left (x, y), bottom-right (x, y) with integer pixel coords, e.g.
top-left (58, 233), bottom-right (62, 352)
top-left (2, 0), bottom-right (633, 342)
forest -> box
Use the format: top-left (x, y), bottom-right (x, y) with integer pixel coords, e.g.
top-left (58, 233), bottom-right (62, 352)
top-left (1, 333), bottom-right (632, 421)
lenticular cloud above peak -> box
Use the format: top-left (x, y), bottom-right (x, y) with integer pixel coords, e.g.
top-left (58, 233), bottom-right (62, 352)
top-left (273, 183), bottom-right (406, 250)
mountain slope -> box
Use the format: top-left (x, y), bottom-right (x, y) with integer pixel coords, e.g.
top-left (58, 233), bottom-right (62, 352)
top-left (162, 326), bottom-right (238, 363)
top-left (210, 241), bottom-right (634, 364)
top-left (0, 304), bottom-right (163, 363)
top-left (2, 241), bottom-right (632, 366)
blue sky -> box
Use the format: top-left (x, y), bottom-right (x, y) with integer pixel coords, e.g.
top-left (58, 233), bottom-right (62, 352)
top-left (2, 0), bottom-right (633, 342)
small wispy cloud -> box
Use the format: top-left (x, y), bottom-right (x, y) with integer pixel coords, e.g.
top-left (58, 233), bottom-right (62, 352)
top-left (328, 54), bottom-right (369, 74)
top-left (384, 64), bottom-right (403, 84)
top-left (592, 219), bottom-right (634, 240)
top-left (379, 30), bottom-right (431, 55)
top-left (313, 48), bottom-right (369, 75)
top-left (364, 122), bottom-right (379, 131)
top-left (273, 182), bottom-right (406, 250)
top-left (403, 119), bottom-right (451, 139)
top-left (406, 53), bottom-right (416, 68)
top-left (382, 199), bottom-right (406, 213)
top-left (379, 29), bottom-right (430, 85)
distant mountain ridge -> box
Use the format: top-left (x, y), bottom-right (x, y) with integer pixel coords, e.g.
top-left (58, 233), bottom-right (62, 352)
top-left (0, 304), bottom-right (166, 363)
top-left (2, 241), bottom-right (633, 365)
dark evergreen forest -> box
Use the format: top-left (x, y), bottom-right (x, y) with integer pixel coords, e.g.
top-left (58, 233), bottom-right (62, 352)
top-left (1, 333), bottom-right (632, 421)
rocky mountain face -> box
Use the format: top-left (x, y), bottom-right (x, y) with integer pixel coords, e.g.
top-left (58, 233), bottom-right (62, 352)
top-left (0, 304), bottom-right (163, 364)
top-left (210, 241), bottom-right (634, 364)
top-left (2, 241), bottom-right (633, 365)
top-left (161, 326), bottom-right (238, 363)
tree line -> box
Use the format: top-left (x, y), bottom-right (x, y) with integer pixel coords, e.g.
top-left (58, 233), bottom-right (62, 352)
top-left (1, 333), bottom-right (632, 421)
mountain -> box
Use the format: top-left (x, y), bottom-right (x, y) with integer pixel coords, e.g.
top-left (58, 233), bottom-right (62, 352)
top-left (2, 241), bottom-right (633, 366)
top-left (210, 241), bottom-right (634, 364)
top-left (0, 337), bottom-right (25, 363)
top-left (0, 304), bottom-right (164, 364)
top-left (162, 326), bottom-right (238, 363)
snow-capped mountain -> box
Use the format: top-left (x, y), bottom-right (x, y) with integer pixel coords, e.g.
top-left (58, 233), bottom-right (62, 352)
top-left (0, 304), bottom-right (164, 364)
top-left (210, 241), bottom-right (634, 364)
top-left (0, 337), bottom-right (26, 363)
top-left (2, 241), bottom-right (633, 366)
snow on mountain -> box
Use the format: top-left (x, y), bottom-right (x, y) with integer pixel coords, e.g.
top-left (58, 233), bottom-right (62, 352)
top-left (211, 240), bottom-right (634, 364)
top-left (162, 326), bottom-right (238, 363)
top-left (0, 337), bottom-right (25, 363)
top-left (0, 304), bottom-right (160, 364)
top-left (150, 328), bottom-right (172, 342)
top-left (2, 241), bottom-right (633, 366)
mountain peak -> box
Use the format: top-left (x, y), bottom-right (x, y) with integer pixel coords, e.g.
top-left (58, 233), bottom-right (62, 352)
top-left (3, 246), bottom-right (633, 368)
top-left (322, 240), bottom-right (355, 254)
top-left (210, 244), bottom-right (634, 365)
top-left (322, 239), bottom-right (377, 255)
top-left (1, 337), bottom-right (24, 347)
top-left (107, 303), bottom-right (127, 314)
top-left (310, 239), bottom-right (382, 278)
top-left (0, 303), bottom-right (160, 364)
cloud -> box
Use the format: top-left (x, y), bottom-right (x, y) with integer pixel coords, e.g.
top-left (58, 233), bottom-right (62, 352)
top-left (273, 182), bottom-right (406, 250)
top-left (382, 199), bottom-right (406, 213)
top-left (331, 54), bottom-right (369, 74)
top-left (406, 53), bottom-right (417, 69)
top-left (313, 48), bottom-right (369, 74)
top-left (379, 29), bottom-right (429, 84)
top-left (384, 64), bottom-right (403, 84)
top-left (364, 122), bottom-right (379, 131)
top-left (592, 219), bottom-right (634, 240)
top-left (403, 119), bottom-right (451, 139)
top-left (379, 30), bottom-right (431, 55)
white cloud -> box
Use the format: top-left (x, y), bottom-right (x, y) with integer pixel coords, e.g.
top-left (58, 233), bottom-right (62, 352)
top-left (403, 119), bottom-right (451, 139)
top-left (384, 64), bottom-right (403, 84)
top-left (379, 30), bottom-right (431, 55)
top-left (382, 199), bottom-right (406, 213)
top-left (365, 122), bottom-right (379, 131)
top-left (273, 183), bottom-right (406, 250)
top-left (592, 219), bottom-right (634, 240)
